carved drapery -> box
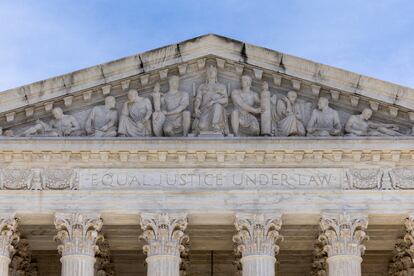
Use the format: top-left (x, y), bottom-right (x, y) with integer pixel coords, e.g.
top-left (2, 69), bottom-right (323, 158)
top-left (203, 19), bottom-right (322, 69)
top-left (140, 213), bottom-right (189, 276)
top-left (0, 214), bottom-right (19, 276)
top-left (233, 213), bottom-right (283, 276)
top-left (319, 212), bottom-right (368, 276)
top-left (54, 213), bottom-right (103, 276)
top-left (4, 58), bottom-right (410, 139)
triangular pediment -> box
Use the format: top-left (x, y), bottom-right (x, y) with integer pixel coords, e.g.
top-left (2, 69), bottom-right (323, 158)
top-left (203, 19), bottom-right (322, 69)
top-left (0, 34), bottom-right (413, 137)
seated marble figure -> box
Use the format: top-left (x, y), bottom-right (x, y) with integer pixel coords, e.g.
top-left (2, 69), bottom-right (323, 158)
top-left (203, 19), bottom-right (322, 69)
top-left (345, 108), bottom-right (402, 136)
top-left (275, 90), bottom-right (312, 136)
top-left (230, 75), bottom-right (261, 136)
top-left (21, 107), bottom-right (82, 137)
top-left (307, 97), bottom-right (341, 136)
top-left (192, 65), bottom-right (228, 135)
top-left (118, 89), bottom-right (153, 137)
top-left (152, 76), bottom-right (191, 137)
top-left (85, 96), bottom-right (118, 137)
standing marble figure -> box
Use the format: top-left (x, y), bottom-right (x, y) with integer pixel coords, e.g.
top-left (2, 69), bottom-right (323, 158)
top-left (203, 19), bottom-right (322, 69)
top-left (152, 76), bottom-right (191, 137)
top-left (260, 81), bottom-right (272, 136)
top-left (230, 75), bottom-right (261, 136)
top-left (192, 65), bottom-right (228, 135)
top-left (307, 97), bottom-right (341, 136)
top-left (85, 96), bottom-right (118, 137)
top-left (118, 89), bottom-right (153, 137)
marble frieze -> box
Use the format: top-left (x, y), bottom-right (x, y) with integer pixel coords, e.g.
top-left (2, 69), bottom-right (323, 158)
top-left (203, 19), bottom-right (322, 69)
top-left (2, 167), bottom-right (414, 191)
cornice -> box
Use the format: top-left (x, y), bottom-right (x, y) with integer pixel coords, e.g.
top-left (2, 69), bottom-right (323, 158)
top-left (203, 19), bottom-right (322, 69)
top-left (0, 137), bottom-right (412, 167)
top-left (1, 34), bottom-right (413, 127)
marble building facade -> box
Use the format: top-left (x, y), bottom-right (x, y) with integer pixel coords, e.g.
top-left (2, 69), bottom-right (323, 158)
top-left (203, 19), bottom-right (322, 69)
top-left (0, 34), bottom-right (413, 275)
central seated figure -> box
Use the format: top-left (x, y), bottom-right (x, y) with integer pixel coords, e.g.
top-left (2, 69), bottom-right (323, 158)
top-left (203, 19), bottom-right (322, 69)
top-left (192, 65), bottom-right (228, 135)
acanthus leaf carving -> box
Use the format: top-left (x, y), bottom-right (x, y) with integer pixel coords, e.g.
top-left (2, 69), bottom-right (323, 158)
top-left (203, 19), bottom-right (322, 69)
top-left (139, 213), bottom-right (189, 257)
top-left (311, 235), bottom-right (328, 276)
top-left (95, 239), bottom-right (115, 276)
top-left (232, 213), bottom-right (283, 257)
top-left (54, 213), bottom-right (103, 257)
top-left (9, 238), bottom-right (38, 276)
top-left (388, 215), bottom-right (414, 275)
top-left (319, 212), bottom-right (368, 257)
top-left (0, 214), bottom-right (19, 258)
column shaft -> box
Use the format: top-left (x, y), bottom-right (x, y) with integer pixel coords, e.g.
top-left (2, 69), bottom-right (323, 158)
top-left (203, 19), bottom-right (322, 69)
top-left (61, 255), bottom-right (95, 276)
top-left (241, 255), bottom-right (275, 276)
top-left (146, 255), bottom-right (181, 276)
top-left (0, 255), bottom-right (10, 276)
top-left (327, 255), bottom-right (362, 276)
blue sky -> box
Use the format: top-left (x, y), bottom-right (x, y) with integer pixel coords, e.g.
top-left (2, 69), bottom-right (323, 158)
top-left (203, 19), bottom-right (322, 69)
top-left (0, 0), bottom-right (413, 91)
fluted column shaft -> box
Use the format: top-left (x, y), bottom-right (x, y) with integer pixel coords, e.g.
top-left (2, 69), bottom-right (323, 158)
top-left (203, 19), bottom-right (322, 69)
top-left (146, 255), bottom-right (181, 276)
top-left (327, 255), bottom-right (362, 276)
top-left (61, 255), bottom-right (95, 276)
top-left (233, 213), bottom-right (283, 276)
top-left (54, 213), bottom-right (103, 276)
top-left (140, 213), bottom-right (189, 276)
top-left (320, 212), bottom-right (368, 276)
top-left (241, 255), bottom-right (275, 276)
top-left (0, 255), bottom-right (10, 275)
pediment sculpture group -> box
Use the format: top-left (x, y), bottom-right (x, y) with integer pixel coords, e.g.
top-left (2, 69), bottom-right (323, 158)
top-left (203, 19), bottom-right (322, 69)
top-left (17, 65), bottom-right (404, 138)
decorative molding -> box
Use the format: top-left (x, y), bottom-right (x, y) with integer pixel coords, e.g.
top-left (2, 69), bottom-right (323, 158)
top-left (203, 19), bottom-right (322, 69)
top-left (0, 214), bottom-right (19, 258)
top-left (101, 85), bottom-right (111, 96)
top-left (388, 238), bottom-right (413, 276)
top-left (0, 169), bottom-right (78, 190)
top-left (3, 167), bottom-right (414, 191)
top-left (179, 240), bottom-right (190, 276)
top-left (95, 239), bottom-right (115, 276)
top-left (310, 236), bottom-right (328, 276)
top-left (140, 213), bottom-right (189, 257)
top-left (233, 213), bottom-right (283, 257)
top-left (388, 216), bottom-right (414, 275)
top-left (319, 212), bottom-right (368, 257)
top-left (54, 213), bottom-right (103, 257)
top-left (9, 239), bottom-right (38, 276)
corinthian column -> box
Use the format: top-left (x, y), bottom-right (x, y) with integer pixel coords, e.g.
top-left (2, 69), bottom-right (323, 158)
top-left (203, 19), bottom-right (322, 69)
top-left (319, 212), bottom-right (368, 276)
top-left (0, 214), bottom-right (19, 276)
top-left (54, 213), bottom-right (103, 276)
top-left (232, 213), bottom-right (283, 276)
top-left (140, 213), bottom-right (189, 276)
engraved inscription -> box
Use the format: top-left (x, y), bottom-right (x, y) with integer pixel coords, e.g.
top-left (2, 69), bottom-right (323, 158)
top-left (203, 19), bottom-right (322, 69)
top-left (79, 168), bottom-right (344, 190)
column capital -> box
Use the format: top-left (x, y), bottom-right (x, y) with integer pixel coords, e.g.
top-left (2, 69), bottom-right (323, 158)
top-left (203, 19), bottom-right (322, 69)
top-left (140, 212), bottom-right (189, 257)
top-left (0, 214), bottom-right (19, 259)
top-left (319, 212), bottom-right (368, 257)
top-left (233, 213), bottom-right (283, 257)
top-left (54, 212), bottom-right (103, 257)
